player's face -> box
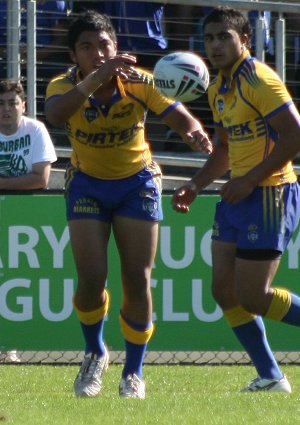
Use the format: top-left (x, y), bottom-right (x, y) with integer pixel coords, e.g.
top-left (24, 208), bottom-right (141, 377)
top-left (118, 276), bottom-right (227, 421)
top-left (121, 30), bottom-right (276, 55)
top-left (70, 31), bottom-right (117, 77)
top-left (0, 91), bottom-right (25, 135)
top-left (204, 22), bottom-right (247, 76)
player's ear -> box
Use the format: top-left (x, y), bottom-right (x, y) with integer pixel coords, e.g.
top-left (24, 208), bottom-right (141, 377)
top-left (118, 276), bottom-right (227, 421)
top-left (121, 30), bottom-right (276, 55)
top-left (240, 34), bottom-right (249, 49)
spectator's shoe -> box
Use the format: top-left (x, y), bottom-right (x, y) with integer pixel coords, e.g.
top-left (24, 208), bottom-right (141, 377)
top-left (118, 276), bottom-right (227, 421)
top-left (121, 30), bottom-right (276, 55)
top-left (74, 349), bottom-right (109, 397)
top-left (119, 374), bottom-right (145, 399)
top-left (240, 375), bottom-right (291, 393)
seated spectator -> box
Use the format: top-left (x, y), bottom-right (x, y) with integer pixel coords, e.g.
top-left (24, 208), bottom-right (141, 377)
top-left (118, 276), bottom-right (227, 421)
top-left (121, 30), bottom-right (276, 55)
top-left (71, 1), bottom-right (168, 70)
top-left (0, 79), bottom-right (57, 190)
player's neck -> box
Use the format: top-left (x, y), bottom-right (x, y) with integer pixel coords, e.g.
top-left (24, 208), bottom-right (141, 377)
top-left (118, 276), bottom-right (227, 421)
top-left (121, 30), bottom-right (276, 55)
top-left (93, 78), bottom-right (117, 103)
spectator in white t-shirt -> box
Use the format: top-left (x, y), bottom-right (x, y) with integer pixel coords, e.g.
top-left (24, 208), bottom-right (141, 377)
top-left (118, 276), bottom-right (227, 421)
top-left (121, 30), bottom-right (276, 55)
top-left (0, 79), bottom-right (57, 189)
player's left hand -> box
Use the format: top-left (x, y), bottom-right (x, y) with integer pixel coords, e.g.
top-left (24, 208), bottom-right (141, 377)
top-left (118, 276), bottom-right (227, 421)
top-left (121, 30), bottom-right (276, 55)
top-left (184, 130), bottom-right (212, 154)
top-left (172, 182), bottom-right (198, 213)
top-left (220, 176), bottom-right (256, 204)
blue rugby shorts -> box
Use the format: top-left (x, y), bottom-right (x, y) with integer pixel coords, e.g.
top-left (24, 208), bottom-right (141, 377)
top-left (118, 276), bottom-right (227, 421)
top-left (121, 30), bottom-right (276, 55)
top-left (64, 161), bottom-right (163, 222)
top-left (211, 182), bottom-right (300, 252)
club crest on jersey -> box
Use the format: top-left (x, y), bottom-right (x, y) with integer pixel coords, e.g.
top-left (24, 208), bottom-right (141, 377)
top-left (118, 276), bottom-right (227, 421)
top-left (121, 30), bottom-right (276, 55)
top-left (84, 107), bottom-right (99, 122)
top-left (217, 98), bottom-right (225, 113)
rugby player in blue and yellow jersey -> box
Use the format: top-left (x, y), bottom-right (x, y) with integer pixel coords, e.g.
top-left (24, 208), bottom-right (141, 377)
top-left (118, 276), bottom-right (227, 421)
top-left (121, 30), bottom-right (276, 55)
top-left (173, 7), bottom-right (300, 393)
top-left (45, 10), bottom-right (211, 399)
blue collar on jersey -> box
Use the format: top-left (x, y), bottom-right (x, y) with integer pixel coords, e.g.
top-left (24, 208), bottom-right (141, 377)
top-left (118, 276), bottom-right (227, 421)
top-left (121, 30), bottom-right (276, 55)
top-left (219, 50), bottom-right (252, 94)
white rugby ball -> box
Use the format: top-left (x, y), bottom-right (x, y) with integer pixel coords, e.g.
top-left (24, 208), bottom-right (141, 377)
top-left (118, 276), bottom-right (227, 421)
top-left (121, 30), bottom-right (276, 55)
top-left (153, 51), bottom-right (210, 102)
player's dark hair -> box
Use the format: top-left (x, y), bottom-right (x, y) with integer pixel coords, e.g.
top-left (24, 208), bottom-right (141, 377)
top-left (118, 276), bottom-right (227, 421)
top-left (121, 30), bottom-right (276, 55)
top-left (0, 80), bottom-right (25, 100)
top-left (68, 10), bottom-right (117, 51)
top-left (203, 7), bottom-right (252, 48)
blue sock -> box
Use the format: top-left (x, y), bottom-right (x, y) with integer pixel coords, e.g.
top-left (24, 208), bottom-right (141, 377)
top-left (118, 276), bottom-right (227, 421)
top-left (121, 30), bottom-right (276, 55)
top-left (232, 317), bottom-right (282, 380)
top-left (80, 320), bottom-right (106, 357)
top-left (121, 316), bottom-right (150, 379)
top-left (282, 294), bottom-right (300, 326)
top-left (123, 340), bottom-right (147, 379)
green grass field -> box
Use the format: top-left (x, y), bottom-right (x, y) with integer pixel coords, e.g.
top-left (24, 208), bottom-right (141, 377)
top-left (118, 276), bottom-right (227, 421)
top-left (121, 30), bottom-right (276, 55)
top-left (1, 364), bottom-right (300, 425)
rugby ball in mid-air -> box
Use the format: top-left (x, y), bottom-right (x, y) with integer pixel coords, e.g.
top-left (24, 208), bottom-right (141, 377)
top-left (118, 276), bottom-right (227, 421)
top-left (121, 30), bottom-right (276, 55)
top-left (153, 51), bottom-right (210, 103)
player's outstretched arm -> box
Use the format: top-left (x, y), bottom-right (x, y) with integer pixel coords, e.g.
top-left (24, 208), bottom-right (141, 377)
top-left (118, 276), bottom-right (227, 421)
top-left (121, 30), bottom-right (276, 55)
top-left (163, 104), bottom-right (212, 154)
top-left (172, 138), bottom-right (230, 213)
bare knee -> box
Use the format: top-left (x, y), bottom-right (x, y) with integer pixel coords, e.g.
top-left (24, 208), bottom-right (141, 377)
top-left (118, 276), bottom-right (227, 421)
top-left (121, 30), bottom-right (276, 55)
top-left (122, 265), bottom-right (151, 294)
top-left (235, 285), bottom-right (274, 316)
top-left (123, 274), bottom-right (150, 302)
top-left (122, 273), bottom-right (152, 323)
top-left (75, 276), bottom-right (106, 310)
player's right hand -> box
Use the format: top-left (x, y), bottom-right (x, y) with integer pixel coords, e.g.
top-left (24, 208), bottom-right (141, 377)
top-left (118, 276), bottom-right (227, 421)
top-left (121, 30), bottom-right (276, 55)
top-left (95, 54), bottom-right (137, 83)
top-left (172, 183), bottom-right (198, 213)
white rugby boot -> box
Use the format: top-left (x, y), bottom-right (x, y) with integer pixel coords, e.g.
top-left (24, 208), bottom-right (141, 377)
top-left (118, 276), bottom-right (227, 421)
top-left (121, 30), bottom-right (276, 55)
top-left (240, 375), bottom-right (291, 393)
top-left (74, 349), bottom-right (109, 397)
top-left (119, 373), bottom-right (145, 399)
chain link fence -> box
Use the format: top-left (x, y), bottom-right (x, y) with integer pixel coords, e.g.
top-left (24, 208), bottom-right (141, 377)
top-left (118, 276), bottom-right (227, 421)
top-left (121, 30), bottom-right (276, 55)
top-left (2, 350), bottom-right (300, 365)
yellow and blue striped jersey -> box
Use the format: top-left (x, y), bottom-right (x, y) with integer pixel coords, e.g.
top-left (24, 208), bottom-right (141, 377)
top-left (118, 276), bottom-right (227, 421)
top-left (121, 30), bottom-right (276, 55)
top-left (208, 50), bottom-right (297, 186)
top-left (46, 66), bottom-right (179, 179)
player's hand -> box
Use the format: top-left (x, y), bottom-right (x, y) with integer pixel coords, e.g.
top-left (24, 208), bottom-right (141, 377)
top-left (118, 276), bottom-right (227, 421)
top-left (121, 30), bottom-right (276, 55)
top-left (95, 54), bottom-right (137, 83)
top-left (184, 129), bottom-right (212, 154)
top-left (172, 182), bottom-right (198, 213)
top-left (220, 176), bottom-right (256, 204)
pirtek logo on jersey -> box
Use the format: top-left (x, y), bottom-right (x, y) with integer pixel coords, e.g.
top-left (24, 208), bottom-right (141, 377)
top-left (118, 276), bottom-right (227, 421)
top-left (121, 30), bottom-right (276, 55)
top-left (74, 124), bottom-right (138, 147)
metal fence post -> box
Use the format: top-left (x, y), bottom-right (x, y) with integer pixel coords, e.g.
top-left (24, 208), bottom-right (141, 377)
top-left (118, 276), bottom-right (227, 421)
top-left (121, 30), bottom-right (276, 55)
top-left (26, 0), bottom-right (36, 118)
top-left (7, 0), bottom-right (20, 79)
top-left (255, 12), bottom-right (265, 62)
top-left (275, 13), bottom-right (286, 82)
